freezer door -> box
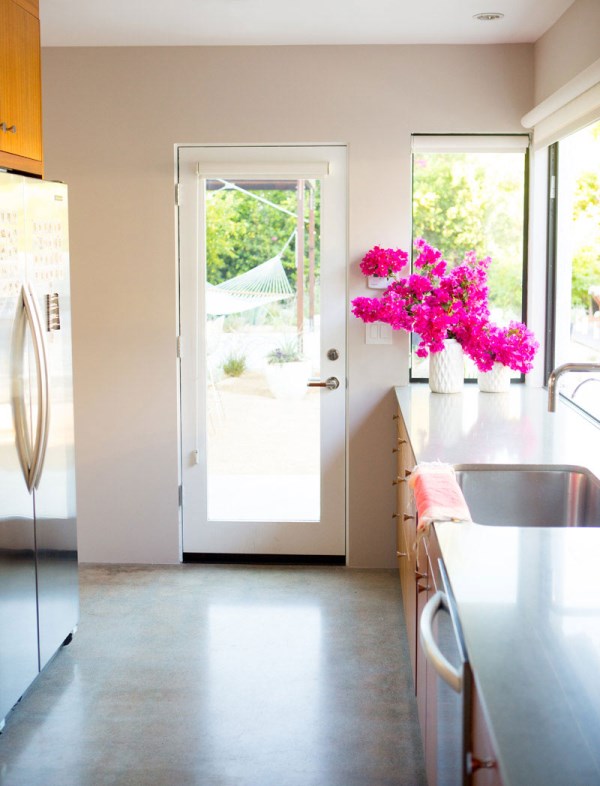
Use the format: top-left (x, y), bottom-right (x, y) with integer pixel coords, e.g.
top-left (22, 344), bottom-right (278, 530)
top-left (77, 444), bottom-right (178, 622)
top-left (0, 173), bottom-right (39, 722)
top-left (24, 178), bottom-right (78, 669)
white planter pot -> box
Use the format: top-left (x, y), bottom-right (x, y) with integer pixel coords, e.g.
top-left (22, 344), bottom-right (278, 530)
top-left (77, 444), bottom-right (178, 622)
top-left (429, 339), bottom-right (464, 394)
top-left (265, 361), bottom-right (311, 400)
top-left (477, 362), bottom-right (512, 393)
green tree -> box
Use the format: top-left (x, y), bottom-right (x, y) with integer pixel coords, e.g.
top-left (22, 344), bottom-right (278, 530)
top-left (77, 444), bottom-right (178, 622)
top-left (412, 152), bottom-right (525, 320)
top-left (571, 172), bottom-right (600, 309)
top-left (205, 182), bottom-right (320, 288)
top-left (412, 153), bottom-right (487, 263)
top-left (572, 246), bottom-right (600, 309)
top-left (569, 121), bottom-right (600, 309)
top-left (573, 171), bottom-right (599, 218)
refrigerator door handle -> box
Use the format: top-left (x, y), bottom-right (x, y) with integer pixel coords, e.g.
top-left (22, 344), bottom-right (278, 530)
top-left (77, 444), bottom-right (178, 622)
top-left (26, 283), bottom-right (50, 491)
top-left (11, 286), bottom-right (34, 491)
top-left (10, 284), bottom-right (50, 492)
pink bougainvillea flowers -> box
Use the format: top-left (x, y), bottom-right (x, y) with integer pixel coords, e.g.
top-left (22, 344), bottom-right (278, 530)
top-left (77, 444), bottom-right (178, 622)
top-left (351, 239), bottom-right (538, 373)
top-left (359, 246), bottom-right (409, 278)
top-left (460, 318), bottom-right (539, 374)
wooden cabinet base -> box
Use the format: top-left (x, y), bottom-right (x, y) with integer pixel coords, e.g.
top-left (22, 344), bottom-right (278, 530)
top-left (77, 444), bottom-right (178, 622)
top-left (0, 149), bottom-right (42, 176)
top-left (395, 404), bottom-right (504, 786)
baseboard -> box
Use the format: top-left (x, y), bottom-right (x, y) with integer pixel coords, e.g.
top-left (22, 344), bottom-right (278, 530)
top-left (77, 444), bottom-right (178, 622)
top-left (182, 552), bottom-right (346, 566)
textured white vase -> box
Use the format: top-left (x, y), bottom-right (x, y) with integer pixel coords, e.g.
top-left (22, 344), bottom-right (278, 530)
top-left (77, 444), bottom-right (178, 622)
top-left (477, 362), bottom-right (511, 393)
top-left (429, 339), bottom-right (464, 394)
top-left (265, 361), bottom-right (311, 400)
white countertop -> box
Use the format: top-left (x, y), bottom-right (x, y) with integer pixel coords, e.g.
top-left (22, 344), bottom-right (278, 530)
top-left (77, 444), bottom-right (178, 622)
top-left (395, 384), bottom-right (600, 477)
top-left (395, 384), bottom-right (600, 786)
top-left (437, 522), bottom-right (600, 786)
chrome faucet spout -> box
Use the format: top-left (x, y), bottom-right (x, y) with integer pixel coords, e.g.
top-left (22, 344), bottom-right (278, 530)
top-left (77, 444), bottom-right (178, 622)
top-left (548, 362), bottom-right (600, 412)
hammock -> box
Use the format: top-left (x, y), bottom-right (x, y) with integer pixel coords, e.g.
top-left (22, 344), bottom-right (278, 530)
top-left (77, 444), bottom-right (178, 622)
top-left (206, 239), bottom-right (295, 316)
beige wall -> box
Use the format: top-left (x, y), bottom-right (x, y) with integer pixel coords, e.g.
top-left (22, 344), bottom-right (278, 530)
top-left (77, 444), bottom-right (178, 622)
top-left (534, 0), bottom-right (600, 103)
top-left (41, 44), bottom-right (534, 566)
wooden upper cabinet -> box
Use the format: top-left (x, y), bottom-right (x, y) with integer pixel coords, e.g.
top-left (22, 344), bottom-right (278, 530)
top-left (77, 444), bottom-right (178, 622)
top-left (0, 0), bottom-right (43, 176)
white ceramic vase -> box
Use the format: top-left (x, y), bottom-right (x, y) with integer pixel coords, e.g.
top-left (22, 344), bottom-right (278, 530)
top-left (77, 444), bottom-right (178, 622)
top-left (265, 360), bottom-right (311, 400)
top-left (477, 362), bottom-right (512, 393)
top-left (429, 339), bottom-right (464, 394)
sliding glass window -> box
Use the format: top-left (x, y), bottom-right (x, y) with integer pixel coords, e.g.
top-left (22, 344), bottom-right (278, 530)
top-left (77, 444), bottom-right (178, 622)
top-left (547, 119), bottom-right (600, 420)
top-left (410, 135), bottom-right (529, 381)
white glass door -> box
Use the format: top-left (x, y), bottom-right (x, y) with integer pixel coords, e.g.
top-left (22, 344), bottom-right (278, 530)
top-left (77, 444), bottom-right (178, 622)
top-left (178, 145), bottom-right (347, 556)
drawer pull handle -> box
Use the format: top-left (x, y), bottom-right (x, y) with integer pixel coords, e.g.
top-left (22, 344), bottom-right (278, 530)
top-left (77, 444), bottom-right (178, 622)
top-left (392, 439), bottom-right (408, 453)
top-left (415, 570), bottom-right (429, 592)
top-left (396, 550), bottom-right (408, 558)
top-left (466, 753), bottom-right (497, 775)
top-left (403, 514), bottom-right (414, 522)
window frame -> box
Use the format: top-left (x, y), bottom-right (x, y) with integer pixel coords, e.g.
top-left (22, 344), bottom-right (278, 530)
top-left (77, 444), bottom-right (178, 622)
top-left (543, 123), bottom-right (600, 423)
top-left (544, 142), bottom-right (559, 382)
top-left (409, 134), bottom-right (531, 384)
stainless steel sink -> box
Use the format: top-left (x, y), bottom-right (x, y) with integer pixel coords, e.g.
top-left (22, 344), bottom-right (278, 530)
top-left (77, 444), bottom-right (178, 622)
top-left (454, 464), bottom-right (600, 527)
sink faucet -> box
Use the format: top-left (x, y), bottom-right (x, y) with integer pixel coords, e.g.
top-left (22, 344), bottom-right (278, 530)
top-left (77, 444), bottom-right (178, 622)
top-left (548, 362), bottom-right (600, 412)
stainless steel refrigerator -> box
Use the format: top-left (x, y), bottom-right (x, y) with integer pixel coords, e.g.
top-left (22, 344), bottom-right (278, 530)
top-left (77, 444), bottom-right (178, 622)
top-left (0, 172), bottom-right (78, 729)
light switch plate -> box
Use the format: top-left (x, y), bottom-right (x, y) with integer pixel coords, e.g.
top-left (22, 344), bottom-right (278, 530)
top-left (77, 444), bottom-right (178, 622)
top-left (365, 323), bottom-right (393, 345)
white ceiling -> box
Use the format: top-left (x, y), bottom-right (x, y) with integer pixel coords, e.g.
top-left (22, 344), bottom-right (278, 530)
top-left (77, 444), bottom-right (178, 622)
top-left (40, 0), bottom-right (575, 47)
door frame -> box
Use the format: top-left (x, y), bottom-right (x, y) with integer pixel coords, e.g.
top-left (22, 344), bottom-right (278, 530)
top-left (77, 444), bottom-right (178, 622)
top-left (175, 142), bottom-right (349, 562)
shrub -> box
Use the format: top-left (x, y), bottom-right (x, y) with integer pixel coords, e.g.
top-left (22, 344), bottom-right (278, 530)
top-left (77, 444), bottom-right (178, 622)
top-left (223, 352), bottom-right (247, 377)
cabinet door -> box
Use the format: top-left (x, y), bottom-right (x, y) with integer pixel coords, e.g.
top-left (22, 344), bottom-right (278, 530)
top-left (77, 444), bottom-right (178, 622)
top-left (0, 0), bottom-right (43, 173)
top-left (468, 683), bottom-right (503, 786)
top-left (403, 487), bottom-right (418, 683)
top-left (415, 532), bottom-right (430, 737)
top-left (394, 418), bottom-right (408, 580)
top-left (419, 537), bottom-right (470, 785)
top-left (423, 541), bottom-right (439, 784)
top-left (423, 530), bottom-right (467, 786)
top-left (394, 410), bottom-right (417, 684)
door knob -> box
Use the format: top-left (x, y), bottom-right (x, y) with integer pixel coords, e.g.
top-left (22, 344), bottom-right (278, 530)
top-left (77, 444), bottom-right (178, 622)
top-left (307, 376), bottom-right (340, 390)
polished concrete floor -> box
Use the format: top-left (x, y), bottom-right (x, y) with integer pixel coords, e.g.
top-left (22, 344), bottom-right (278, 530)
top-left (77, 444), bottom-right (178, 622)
top-left (0, 565), bottom-right (426, 786)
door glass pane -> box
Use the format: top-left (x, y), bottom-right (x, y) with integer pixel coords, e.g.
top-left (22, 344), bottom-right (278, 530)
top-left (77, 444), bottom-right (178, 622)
top-left (554, 120), bottom-right (600, 420)
top-left (204, 178), bottom-right (321, 522)
top-left (411, 145), bottom-right (527, 380)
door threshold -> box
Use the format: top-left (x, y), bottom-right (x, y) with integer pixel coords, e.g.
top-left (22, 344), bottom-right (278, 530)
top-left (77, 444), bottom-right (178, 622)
top-left (182, 553), bottom-right (346, 566)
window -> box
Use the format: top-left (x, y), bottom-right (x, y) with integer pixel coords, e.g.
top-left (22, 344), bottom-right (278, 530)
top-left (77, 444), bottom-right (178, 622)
top-left (547, 119), bottom-right (600, 420)
top-left (410, 135), bottom-right (529, 380)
